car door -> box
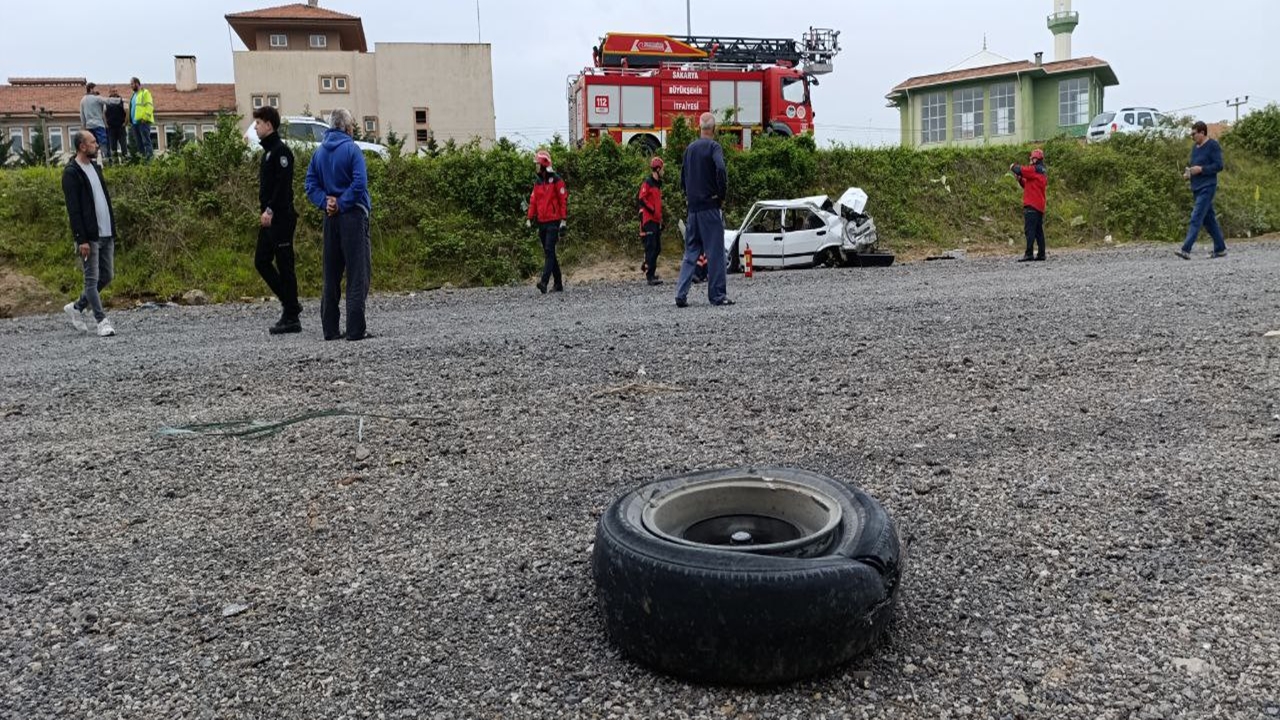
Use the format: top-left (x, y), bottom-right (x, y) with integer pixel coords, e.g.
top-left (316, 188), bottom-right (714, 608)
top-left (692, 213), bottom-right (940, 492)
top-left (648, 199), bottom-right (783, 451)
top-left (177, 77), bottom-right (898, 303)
top-left (737, 207), bottom-right (784, 269)
top-left (781, 207), bottom-right (830, 267)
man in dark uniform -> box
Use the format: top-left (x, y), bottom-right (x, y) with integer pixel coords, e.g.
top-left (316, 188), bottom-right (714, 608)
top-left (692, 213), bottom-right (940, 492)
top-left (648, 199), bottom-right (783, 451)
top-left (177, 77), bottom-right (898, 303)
top-left (252, 106), bottom-right (301, 333)
top-left (637, 156), bottom-right (665, 286)
top-left (675, 112), bottom-right (732, 306)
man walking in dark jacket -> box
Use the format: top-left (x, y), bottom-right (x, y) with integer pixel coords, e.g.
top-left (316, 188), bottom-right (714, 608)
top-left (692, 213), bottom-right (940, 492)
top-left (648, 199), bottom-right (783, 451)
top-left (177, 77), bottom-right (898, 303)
top-left (1010, 148), bottom-right (1048, 262)
top-left (253, 106), bottom-right (301, 334)
top-left (1175, 121), bottom-right (1227, 259)
top-left (61, 130), bottom-right (117, 337)
top-left (637, 156), bottom-right (665, 286)
top-left (675, 112), bottom-right (732, 307)
top-left (104, 90), bottom-right (127, 164)
top-left (305, 108), bottom-right (372, 341)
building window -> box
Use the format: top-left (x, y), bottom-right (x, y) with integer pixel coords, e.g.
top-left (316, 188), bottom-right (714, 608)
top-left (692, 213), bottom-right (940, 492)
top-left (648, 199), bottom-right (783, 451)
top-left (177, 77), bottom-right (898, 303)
top-left (183, 124), bottom-right (198, 142)
top-left (252, 95), bottom-right (264, 109)
top-left (416, 129), bottom-right (432, 144)
top-left (48, 126), bottom-right (64, 154)
top-left (363, 116), bottom-right (378, 134)
top-left (201, 124), bottom-right (216, 137)
top-left (310, 34), bottom-right (327, 48)
top-left (68, 126), bottom-right (80, 146)
top-left (989, 82), bottom-right (1016, 136)
top-left (1058, 77), bottom-right (1090, 126)
top-left (952, 87), bottom-right (984, 140)
top-left (9, 128), bottom-right (23, 151)
top-left (270, 34), bottom-right (288, 48)
top-left (414, 108), bottom-right (429, 126)
top-left (920, 93), bottom-right (945, 144)
top-left (268, 95), bottom-right (280, 108)
top-left (319, 75), bottom-right (349, 94)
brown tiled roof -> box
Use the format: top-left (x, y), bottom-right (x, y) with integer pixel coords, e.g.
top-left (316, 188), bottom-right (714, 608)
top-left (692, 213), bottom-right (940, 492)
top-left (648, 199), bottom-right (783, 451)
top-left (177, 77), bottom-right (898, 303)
top-left (7, 77), bottom-right (88, 86)
top-left (225, 3), bottom-right (359, 21)
top-left (225, 3), bottom-right (367, 52)
top-left (0, 82), bottom-right (237, 117)
top-left (887, 56), bottom-right (1118, 99)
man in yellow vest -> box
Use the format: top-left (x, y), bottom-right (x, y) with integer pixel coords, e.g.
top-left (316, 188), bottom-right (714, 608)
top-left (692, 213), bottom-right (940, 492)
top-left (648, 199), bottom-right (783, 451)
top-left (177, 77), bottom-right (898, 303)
top-left (129, 77), bottom-right (154, 162)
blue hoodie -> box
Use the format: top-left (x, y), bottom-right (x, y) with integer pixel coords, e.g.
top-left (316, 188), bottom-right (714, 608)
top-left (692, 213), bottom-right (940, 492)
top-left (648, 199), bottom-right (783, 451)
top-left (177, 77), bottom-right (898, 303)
top-left (304, 129), bottom-right (371, 213)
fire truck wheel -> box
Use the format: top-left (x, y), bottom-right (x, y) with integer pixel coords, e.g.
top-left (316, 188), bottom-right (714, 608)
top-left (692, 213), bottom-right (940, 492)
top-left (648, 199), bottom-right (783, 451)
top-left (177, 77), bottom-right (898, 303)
top-left (628, 134), bottom-right (661, 156)
top-left (592, 466), bottom-right (902, 685)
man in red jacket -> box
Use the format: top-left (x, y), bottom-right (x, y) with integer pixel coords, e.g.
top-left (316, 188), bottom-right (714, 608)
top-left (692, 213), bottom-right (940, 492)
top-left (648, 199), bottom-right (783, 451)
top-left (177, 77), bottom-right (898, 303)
top-left (637, 156), bottom-right (665, 286)
top-left (527, 150), bottom-right (568, 293)
top-left (1010, 148), bottom-right (1048, 262)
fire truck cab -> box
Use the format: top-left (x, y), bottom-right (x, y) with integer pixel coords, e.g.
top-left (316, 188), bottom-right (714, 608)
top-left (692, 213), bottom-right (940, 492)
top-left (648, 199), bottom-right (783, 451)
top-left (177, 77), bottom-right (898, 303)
top-left (568, 29), bottom-right (840, 152)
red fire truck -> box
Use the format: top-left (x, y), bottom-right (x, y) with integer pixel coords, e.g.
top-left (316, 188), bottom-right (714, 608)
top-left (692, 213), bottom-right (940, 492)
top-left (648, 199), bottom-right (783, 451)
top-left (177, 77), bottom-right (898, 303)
top-left (568, 29), bottom-right (841, 152)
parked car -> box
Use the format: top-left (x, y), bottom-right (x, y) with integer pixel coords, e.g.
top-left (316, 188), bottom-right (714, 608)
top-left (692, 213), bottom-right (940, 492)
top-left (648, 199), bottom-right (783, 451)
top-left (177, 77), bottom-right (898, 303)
top-left (244, 115), bottom-right (389, 158)
top-left (1087, 107), bottom-right (1188, 143)
top-left (722, 188), bottom-right (894, 272)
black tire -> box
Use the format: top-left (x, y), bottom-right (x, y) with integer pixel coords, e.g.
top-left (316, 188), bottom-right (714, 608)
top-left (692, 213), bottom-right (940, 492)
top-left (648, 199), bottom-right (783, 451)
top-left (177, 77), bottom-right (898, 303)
top-left (818, 247), bottom-right (842, 268)
top-left (592, 466), bottom-right (902, 685)
top-left (849, 252), bottom-right (896, 268)
top-left (628, 134), bottom-right (661, 156)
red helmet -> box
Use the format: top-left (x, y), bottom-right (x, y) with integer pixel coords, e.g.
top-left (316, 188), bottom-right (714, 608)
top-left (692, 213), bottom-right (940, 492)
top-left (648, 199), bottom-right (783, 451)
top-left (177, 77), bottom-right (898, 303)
top-left (1030, 148), bottom-right (1045, 162)
top-left (535, 150), bottom-right (552, 167)
top-left (650, 156), bottom-right (664, 170)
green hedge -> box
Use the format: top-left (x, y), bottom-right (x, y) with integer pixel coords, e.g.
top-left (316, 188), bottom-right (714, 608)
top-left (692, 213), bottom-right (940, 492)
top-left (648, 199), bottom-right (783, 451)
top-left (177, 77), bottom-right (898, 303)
top-left (2, 114), bottom-right (1277, 303)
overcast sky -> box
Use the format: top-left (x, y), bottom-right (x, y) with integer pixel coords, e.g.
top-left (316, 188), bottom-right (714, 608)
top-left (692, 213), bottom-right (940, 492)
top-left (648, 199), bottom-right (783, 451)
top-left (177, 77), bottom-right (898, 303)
top-left (3, 0), bottom-right (1276, 146)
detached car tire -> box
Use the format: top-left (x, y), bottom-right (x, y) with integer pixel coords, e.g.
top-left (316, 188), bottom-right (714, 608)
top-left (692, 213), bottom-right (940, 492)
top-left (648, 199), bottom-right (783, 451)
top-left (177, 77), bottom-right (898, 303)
top-left (592, 466), bottom-right (902, 685)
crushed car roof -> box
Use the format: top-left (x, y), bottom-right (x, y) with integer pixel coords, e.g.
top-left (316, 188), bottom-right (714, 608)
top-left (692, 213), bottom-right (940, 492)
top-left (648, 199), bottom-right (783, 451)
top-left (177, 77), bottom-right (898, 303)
top-left (750, 195), bottom-right (830, 210)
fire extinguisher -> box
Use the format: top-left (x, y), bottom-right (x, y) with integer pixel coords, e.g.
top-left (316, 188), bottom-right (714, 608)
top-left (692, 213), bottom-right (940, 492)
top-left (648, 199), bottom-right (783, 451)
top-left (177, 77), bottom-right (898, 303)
top-left (744, 243), bottom-right (754, 278)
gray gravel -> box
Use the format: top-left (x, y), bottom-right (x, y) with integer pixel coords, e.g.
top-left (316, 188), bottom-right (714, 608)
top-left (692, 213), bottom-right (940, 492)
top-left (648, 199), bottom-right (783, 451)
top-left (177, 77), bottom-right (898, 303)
top-left (2, 241), bottom-right (1279, 719)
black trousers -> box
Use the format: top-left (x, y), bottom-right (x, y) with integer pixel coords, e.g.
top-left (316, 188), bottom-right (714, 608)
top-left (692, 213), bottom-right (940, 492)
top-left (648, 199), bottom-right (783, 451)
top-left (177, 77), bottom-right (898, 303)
top-left (538, 222), bottom-right (563, 289)
top-left (1023, 207), bottom-right (1045, 258)
top-left (642, 221), bottom-right (662, 280)
top-left (255, 212), bottom-right (299, 316)
top-left (107, 126), bottom-right (128, 162)
top-left (321, 210), bottom-right (371, 339)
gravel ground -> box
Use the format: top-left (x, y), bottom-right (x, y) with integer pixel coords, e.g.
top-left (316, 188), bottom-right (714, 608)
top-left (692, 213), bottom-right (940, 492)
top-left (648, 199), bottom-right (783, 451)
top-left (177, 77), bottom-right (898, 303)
top-left (2, 241), bottom-right (1278, 720)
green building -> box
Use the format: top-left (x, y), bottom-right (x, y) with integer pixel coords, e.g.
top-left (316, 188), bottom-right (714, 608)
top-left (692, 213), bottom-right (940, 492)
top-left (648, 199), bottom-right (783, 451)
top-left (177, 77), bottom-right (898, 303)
top-left (885, 1), bottom-right (1118, 148)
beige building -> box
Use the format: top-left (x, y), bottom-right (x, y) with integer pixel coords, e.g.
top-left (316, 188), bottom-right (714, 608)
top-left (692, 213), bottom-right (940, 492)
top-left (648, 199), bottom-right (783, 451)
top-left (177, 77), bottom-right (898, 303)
top-left (226, 2), bottom-right (496, 151)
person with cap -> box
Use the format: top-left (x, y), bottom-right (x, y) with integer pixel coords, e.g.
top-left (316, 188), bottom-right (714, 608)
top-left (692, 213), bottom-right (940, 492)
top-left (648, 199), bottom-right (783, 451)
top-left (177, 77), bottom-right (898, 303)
top-left (79, 83), bottom-right (108, 162)
top-left (526, 149), bottom-right (568, 294)
top-left (1010, 148), bottom-right (1048, 262)
top-left (637, 156), bottom-right (665, 286)
top-left (1175, 120), bottom-right (1227, 260)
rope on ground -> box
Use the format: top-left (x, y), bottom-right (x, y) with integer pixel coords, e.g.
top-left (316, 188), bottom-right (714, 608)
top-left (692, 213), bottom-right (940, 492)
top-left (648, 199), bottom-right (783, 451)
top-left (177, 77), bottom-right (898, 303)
top-left (157, 408), bottom-right (431, 440)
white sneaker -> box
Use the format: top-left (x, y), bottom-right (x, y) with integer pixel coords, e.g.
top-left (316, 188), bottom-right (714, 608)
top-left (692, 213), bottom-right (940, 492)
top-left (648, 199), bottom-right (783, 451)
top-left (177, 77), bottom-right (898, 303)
top-left (97, 317), bottom-right (116, 337)
top-left (64, 303), bottom-right (87, 332)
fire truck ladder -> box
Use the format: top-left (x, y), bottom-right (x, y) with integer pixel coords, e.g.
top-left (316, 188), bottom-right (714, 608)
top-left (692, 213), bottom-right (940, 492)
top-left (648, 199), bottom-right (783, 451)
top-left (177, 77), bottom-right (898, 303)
top-left (599, 28), bottom-right (840, 75)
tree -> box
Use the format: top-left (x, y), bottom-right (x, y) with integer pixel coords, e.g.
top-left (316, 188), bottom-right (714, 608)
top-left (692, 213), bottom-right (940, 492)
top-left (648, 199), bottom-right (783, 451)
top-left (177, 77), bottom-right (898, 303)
top-left (0, 136), bottom-right (15, 167)
top-left (17, 129), bottom-right (52, 167)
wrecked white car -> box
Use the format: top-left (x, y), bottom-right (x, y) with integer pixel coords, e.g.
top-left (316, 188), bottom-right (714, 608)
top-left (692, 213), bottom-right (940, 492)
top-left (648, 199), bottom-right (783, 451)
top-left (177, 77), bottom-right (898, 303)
top-left (723, 188), bottom-right (893, 271)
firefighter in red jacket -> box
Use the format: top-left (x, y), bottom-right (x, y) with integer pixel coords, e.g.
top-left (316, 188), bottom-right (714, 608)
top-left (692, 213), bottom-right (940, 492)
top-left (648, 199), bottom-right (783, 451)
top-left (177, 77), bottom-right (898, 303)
top-left (527, 150), bottom-right (568, 293)
top-left (637, 156), bottom-right (665, 286)
top-left (1010, 148), bottom-right (1048, 262)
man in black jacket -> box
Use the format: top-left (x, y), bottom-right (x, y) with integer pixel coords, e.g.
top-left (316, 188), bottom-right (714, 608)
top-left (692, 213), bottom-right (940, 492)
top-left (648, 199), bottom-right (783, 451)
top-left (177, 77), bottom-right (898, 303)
top-left (253, 106), bottom-right (301, 334)
top-left (61, 130), bottom-right (117, 337)
top-left (104, 90), bottom-right (128, 164)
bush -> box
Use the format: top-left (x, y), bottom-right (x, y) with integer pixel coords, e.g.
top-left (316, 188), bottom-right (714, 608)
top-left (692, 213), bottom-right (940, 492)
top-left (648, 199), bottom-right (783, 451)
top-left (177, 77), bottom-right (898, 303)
top-left (1, 127), bottom-right (1277, 303)
top-left (1225, 103), bottom-right (1280, 160)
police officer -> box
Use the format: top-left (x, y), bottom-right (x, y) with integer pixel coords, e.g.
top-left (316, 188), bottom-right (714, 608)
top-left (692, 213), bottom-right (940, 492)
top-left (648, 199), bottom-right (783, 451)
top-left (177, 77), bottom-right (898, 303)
top-left (253, 106), bottom-right (302, 333)
top-left (637, 156), bottom-right (665, 286)
top-left (526, 150), bottom-right (568, 294)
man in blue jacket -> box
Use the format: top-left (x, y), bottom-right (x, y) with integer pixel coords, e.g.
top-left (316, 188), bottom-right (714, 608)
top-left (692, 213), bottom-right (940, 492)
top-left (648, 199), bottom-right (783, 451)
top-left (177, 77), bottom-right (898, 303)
top-left (674, 112), bottom-right (733, 307)
top-left (304, 108), bottom-right (372, 341)
top-left (1175, 121), bottom-right (1227, 260)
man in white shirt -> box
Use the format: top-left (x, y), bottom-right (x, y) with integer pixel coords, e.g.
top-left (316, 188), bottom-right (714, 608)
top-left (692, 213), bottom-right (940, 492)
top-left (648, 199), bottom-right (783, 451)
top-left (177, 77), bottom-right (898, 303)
top-left (61, 130), bottom-right (118, 337)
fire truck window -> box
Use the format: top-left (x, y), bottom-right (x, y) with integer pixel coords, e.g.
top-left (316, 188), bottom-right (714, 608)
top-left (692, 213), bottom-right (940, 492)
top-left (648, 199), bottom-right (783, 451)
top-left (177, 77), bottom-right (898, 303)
top-left (782, 77), bottom-right (807, 105)
top-left (749, 209), bottom-right (783, 234)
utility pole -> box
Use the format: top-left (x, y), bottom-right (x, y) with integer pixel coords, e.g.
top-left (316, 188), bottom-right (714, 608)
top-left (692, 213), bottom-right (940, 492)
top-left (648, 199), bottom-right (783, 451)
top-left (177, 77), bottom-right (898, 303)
top-left (476, 0), bottom-right (482, 43)
top-left (1226, 96), bottom-right (1249, 123)
top-left (686, 0), bottom-right (691, 36)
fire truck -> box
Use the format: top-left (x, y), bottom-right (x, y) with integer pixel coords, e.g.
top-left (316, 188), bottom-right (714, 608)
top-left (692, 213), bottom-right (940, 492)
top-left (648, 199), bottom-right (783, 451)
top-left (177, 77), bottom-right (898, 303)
top-left (567, 28), bottom-right (841, 152)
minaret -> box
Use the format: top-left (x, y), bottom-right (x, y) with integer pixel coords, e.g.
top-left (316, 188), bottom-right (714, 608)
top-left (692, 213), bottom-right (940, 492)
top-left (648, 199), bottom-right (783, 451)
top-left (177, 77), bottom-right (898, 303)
top-left (1047, 0), bottom-right (1079, 61)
